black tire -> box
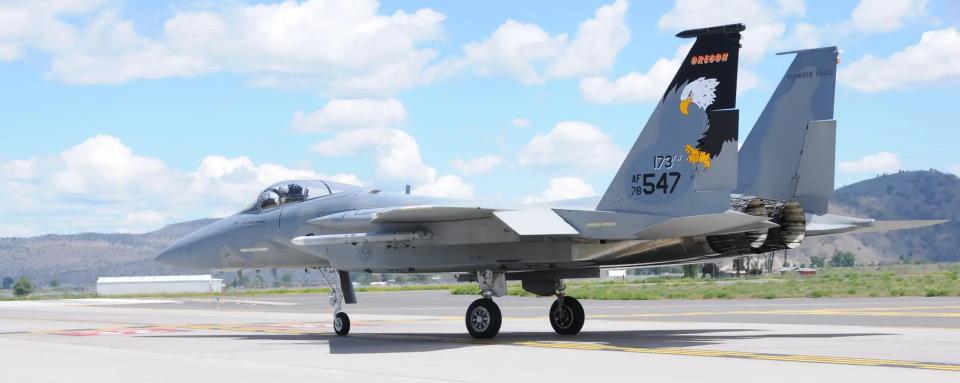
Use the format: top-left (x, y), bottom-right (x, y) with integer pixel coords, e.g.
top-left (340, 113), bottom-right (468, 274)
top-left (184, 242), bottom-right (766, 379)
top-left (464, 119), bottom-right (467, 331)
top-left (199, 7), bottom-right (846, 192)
top-left (334, 312), bottom-right (350, 336)
top-left (465, 298), bottom-right (502, 339)
top-left (550, 296), bottom-right (584, 335)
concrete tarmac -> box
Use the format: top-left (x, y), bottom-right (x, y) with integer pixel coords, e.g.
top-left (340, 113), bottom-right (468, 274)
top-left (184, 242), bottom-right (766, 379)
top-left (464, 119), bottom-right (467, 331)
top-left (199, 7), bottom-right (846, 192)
top-left (2, 291), bottom-right (959, 382)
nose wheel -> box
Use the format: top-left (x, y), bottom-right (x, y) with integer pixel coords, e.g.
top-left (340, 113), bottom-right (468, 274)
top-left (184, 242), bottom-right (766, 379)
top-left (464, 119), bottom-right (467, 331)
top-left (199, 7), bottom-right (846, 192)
top-left (549, 296), bottom-right (584, 335)
top-left (465, 298), bottom-right (502, 339)
top-left (334, 312), bottom-right (351, 336)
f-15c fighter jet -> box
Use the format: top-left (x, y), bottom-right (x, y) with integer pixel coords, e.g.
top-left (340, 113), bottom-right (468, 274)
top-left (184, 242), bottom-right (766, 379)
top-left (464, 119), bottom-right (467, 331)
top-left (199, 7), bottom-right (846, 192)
top-left (156, 24), bottom-right (943, 339)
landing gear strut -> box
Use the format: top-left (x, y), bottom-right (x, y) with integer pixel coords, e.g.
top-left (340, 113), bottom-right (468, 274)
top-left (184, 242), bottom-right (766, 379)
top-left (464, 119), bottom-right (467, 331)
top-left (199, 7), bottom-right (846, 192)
top-left (549, 280), bottom-right (584, 335)
top-left (465, 270), bottom-right (505, 339)
top-left (320, 268), bottom-right (351, 336)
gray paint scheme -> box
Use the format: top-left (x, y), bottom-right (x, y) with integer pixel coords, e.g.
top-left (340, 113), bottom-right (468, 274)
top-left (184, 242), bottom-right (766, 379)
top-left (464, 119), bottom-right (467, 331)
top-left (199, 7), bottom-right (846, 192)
top-left (156, 42), bottom-right (942, 286)
top-left (597, 83), bottom-right (737, 216)
top-left (794, 119), bottom-right (837, 213)
top-left (737, 47), bottom-right (838, 209)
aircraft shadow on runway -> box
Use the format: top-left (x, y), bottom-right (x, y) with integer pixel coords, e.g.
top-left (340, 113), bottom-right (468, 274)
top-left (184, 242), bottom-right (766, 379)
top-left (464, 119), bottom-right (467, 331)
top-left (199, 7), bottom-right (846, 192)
top-left (147, 328), bottom-right (890, 355)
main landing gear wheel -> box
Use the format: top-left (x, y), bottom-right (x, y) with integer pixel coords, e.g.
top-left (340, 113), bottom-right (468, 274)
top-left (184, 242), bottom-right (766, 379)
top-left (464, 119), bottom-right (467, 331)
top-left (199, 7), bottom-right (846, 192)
top-left (550, 296), bottom-right (584, 335)
top-left (465, 298), bottom-right (502, 339)
top-left (334, 312), bottom-right (350, 336)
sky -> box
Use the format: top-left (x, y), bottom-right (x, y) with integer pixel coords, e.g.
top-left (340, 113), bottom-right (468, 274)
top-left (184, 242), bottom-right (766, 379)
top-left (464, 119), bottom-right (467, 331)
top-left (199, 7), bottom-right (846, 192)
top-left (0, 0), bottom-right (956, 236)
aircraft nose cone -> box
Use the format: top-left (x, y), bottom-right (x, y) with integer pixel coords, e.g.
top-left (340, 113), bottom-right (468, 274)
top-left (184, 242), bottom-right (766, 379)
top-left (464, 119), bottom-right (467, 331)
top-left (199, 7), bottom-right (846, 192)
top-left (155, 220), bottom-right (227, 270)
top-left (155, 242), bottom-right (194, 268)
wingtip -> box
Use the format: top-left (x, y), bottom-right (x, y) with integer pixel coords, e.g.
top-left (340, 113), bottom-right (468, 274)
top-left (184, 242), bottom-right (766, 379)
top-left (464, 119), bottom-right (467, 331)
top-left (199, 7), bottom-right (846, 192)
top-left (675, 23), bottom-right (746, 38)
top-left (775, 46), bottom-right (839, 56)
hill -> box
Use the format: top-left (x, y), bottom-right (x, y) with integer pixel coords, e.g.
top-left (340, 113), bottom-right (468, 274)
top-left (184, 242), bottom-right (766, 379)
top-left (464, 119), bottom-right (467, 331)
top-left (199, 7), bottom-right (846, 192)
top-left (0, 219), bottom-right (217, 287)
top-left (795, 170), bottom-right (958, 264)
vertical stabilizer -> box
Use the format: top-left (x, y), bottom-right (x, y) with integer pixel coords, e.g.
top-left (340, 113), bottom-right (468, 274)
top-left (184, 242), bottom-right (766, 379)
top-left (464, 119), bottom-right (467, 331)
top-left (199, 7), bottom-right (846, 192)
top-left (737, 47), bottom-right (838, 214)
top-left (598, 24), bottom-right (744, 216)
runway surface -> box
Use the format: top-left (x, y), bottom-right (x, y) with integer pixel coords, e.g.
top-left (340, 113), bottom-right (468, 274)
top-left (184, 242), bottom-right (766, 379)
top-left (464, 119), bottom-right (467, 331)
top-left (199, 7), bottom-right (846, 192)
top-left (2, 291), bottom-right (959, 382)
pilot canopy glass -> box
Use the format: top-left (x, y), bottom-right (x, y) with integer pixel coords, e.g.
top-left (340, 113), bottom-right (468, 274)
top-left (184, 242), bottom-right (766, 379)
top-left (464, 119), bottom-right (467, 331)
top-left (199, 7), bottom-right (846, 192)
top-left (241, 180), bottom-right (358, 213)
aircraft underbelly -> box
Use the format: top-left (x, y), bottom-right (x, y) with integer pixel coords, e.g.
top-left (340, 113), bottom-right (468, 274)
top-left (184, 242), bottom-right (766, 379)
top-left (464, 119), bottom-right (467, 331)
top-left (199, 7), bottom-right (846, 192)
top-left (313, 236), bottom-right (720, 273)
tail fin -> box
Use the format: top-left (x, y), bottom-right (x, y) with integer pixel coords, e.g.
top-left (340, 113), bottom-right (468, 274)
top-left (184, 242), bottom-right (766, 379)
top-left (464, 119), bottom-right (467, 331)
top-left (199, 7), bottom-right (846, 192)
top-left (597, 24), bottom-right (744, 216)
top-left (737, 47), bottom-right (839, 214)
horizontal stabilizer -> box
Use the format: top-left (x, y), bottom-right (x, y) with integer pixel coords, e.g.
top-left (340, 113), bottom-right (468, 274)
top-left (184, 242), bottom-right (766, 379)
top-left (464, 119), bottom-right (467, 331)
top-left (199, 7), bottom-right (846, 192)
top-left (371, 205), bottom-right (493, 223)
top-left (807, 217), bottom-right (947, 237)
top-left (291, 231), bottom-right (430, 246)
top-left (633, 211), bottom-right (775, 240)
top-left (494, 210), bottom-right (579, 236)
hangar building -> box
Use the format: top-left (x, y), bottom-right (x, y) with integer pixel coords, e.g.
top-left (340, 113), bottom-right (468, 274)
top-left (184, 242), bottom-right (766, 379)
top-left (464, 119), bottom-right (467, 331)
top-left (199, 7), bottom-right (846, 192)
top-left (96, 275), bottom-right (223, 296)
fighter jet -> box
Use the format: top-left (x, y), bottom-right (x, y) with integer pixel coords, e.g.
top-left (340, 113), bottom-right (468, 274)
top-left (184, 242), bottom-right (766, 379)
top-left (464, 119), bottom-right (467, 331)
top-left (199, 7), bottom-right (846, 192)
top-left (156, 24), bottom-right (943, 339)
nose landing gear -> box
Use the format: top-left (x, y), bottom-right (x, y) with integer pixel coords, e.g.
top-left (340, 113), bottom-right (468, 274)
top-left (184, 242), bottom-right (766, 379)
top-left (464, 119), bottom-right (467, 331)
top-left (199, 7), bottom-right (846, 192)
top-left (334, 311), bottom-right (350, 336)
top-left (320, 268), bottom-right (353, 336)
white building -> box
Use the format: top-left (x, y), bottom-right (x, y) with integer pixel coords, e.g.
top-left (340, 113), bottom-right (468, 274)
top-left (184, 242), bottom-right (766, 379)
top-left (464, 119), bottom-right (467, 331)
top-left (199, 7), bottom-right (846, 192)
top-left (96, 275), bottom-right (223, 296)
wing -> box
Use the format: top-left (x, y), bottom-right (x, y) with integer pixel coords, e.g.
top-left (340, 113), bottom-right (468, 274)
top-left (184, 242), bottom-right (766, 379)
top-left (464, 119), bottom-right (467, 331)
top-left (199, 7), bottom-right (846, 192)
top-left (293, 205), bottom-right (582, 247)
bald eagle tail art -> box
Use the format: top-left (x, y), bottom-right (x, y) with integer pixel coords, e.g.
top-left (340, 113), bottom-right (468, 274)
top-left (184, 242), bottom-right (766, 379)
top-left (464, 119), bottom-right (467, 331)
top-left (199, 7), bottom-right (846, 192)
top-left (596, 23), bottom-right (743, 216)
top-left (693, 112), bottom-right (739, 168)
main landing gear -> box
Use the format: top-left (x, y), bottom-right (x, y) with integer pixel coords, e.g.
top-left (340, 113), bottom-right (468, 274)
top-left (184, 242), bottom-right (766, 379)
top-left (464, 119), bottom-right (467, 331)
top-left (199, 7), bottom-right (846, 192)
top-left (465, 270), bottom-right (505, 339)
top-left (549, 280), bottom-right (584, 335)
top-left (464, 271), bottom-right (585, 339)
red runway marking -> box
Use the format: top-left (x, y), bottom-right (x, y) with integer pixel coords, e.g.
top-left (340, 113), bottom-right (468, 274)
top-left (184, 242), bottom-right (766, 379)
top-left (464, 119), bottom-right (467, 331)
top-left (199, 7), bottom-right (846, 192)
top-left (55, 327), bottom-right (186, 337)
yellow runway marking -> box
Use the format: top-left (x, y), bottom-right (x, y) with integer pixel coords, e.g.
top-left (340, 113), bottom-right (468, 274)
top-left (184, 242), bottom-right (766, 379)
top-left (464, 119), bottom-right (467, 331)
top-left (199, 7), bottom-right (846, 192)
top-left (36, 320), bottom-right (959, 373)
top-left (505, 340), bottom-right (960, 371)
top-left (591, 305), bottom-right (960, 320)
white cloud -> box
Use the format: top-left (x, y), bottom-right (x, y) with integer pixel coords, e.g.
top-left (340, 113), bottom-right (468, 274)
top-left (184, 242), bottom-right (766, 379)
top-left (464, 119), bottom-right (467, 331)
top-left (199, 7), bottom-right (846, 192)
top-left (851, 0), bottom-right (928, 33)
top-left (783, 0), bottom-right (929, 50)
top-left (311, 128), bottom-right (474, 197)
top-left (737, 69), bottom-right (761, 95)
top-left (949, 164), bottom-right (960, 176)
top-left (413, 175), bottom-right (474, 199)
top-left (451, 155), bottom-right (502, 175)
top-left (121, 210), bottom-right (166, 229)
top-left (512, 118), bottom-right (531, 128)
top-left (2, 158), bottom-right (38, 180)
top-left (658, 0), bottom-right (802, 62)
top-left (461, 20), bottom-right (565, 84)
top-left (518, 121), bottom-right (625, 170)
top-left (546, 0), bottom-right (630, 78)
top-left (0, 135), bottom-right (360, 234)
top-left (839, 151), bottom-right (901, 173)
top-left (839, 28), bottom-right (960, 93)
top-left (458, 0), bottom-right (629, 84)
top-left (292, 98), bottom-right (406, 132)
top-left (0, 0), bottom-right (446, 95)
top-left (579, 44), bottom-right (689, 104)
top-left (523, 176), bottom-right (596, 203)
top-left (50, 134), bottom-right (175, 197)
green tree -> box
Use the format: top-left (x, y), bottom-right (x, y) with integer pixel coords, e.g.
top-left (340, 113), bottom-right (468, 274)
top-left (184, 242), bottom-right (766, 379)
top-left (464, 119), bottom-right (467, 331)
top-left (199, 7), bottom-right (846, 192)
top-left (280, 273), bottom-right (293, 284)
top-left (13, 277), bottom-right (34, 297)
top-left (49, 280), bottom-right (60, 288)
top-left (809, 255), bottom-right (826, 268)
top-left (829, 251), bottom-right (856, 267)
top-left (682, 264), bottom-right (699, 279)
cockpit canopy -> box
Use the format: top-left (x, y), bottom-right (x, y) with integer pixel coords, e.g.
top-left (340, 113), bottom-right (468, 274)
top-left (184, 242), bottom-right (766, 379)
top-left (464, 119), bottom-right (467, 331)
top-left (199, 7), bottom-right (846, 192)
top-left (242, 180), bottom-right (360, 213)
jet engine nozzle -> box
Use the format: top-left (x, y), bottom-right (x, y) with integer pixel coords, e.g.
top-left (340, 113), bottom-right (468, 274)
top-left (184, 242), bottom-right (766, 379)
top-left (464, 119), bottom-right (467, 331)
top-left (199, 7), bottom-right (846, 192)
top-left (705, 197), bottom-right (770, 255)
top-left (752, 201), bottom-right (806, 253)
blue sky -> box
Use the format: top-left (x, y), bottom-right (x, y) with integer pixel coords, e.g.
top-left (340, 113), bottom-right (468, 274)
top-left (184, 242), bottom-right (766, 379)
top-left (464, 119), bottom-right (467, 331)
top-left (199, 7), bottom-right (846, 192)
top-left (0, 0), bottom-right (956, 235)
